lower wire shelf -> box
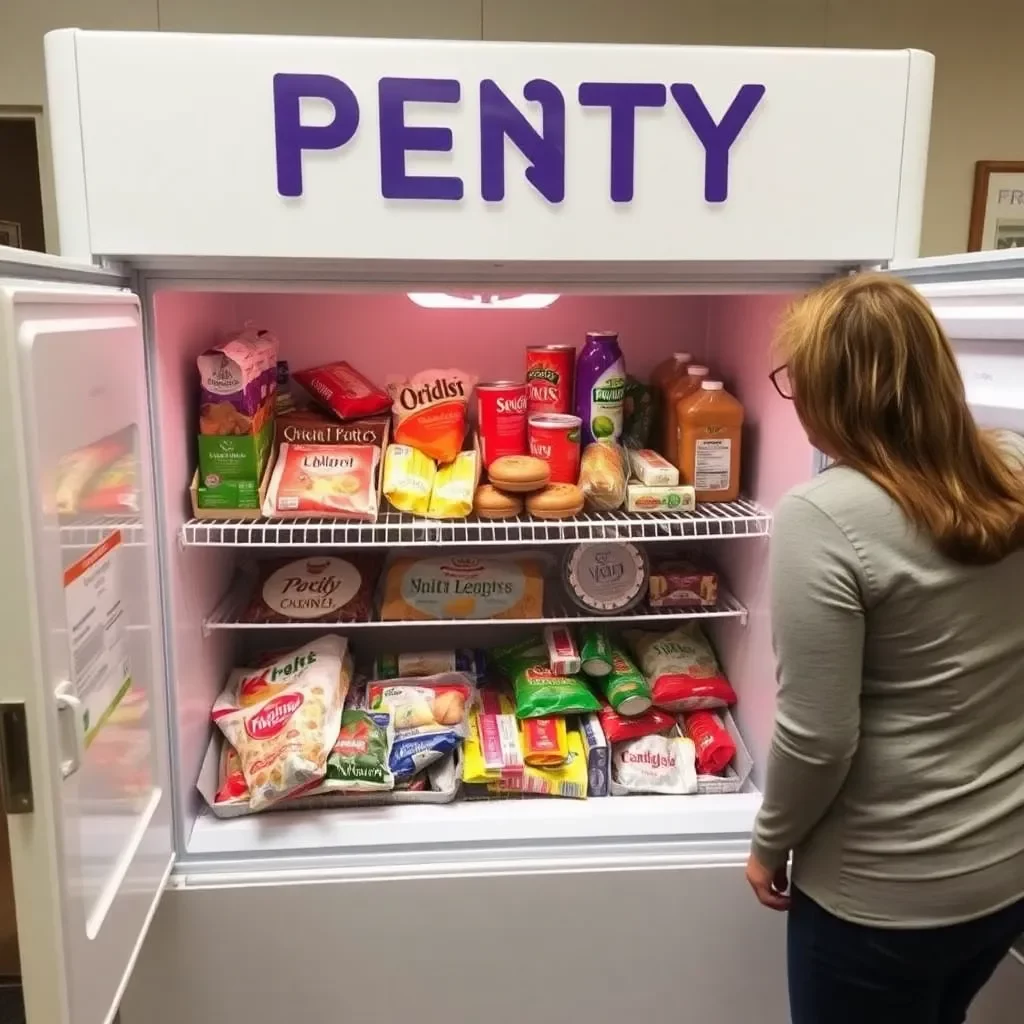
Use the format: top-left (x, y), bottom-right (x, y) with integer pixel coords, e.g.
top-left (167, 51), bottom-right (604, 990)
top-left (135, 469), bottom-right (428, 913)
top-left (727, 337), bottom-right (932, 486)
top-left (202, 588), bottom-right (748, 634)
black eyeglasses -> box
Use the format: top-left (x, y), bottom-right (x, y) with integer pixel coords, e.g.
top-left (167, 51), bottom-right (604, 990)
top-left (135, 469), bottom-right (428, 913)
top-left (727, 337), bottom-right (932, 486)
top-left (770, 364), bottom-right (794, 400)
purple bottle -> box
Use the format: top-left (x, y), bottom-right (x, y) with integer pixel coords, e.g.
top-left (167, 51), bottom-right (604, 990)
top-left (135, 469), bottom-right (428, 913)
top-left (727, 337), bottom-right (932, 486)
top-left (575, 331), bottom-right (626, 445)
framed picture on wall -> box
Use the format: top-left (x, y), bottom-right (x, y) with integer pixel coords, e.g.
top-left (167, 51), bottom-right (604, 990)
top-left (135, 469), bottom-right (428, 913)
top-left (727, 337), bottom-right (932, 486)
top-left (969, 161), bottom-right (1024, 250)
top-left (0, 221), bottom-right (22, 248)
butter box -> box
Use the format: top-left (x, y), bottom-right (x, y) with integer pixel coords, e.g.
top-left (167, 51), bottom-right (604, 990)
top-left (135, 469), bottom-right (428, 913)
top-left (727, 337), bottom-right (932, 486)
top-left (627, 448), bottom-right (680, 487)
top-left (625, 483), bottom-right (696, 513)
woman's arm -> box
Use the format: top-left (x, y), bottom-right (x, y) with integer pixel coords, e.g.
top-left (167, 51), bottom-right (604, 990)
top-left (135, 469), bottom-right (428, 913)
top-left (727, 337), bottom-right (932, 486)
top-left (751, 492), bottom-right (867, 871)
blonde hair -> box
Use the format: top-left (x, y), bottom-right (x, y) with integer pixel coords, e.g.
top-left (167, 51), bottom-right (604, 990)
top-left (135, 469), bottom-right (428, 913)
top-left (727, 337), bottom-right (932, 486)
top-left (776, 273), bottom-right (1024, 565)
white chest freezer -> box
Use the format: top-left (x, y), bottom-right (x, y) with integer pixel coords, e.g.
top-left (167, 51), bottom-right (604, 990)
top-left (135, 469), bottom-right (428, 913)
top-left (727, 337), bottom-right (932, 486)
top-left (0, 28), bottom-right (1020, 1024)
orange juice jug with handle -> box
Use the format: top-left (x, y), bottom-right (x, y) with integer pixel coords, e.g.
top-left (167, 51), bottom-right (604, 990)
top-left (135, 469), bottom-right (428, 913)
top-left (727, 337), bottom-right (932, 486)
top-left (678, 380), bottom-right (744, 502)
top-left (663, 364), bottom-right (709, 465)
top-left (652, 351), bottom-right (692, 393)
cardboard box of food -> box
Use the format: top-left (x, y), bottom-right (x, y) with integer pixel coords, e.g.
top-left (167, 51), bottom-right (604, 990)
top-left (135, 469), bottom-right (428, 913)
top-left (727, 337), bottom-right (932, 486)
top-left (190, 448), bottom-right (275, 520)
top-left (197, 407), bottom-right (274, 483)
top-left (625, 483), bottom-right (696, 513)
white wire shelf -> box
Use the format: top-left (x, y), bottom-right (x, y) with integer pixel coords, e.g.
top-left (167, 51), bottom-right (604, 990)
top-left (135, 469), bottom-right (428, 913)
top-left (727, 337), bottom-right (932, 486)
top-left (181, 499), bottom-right (771, 548)
top-left (58, 515), bottom-right (146, 548)
top-left (202, 588), bottom-right (748, 635)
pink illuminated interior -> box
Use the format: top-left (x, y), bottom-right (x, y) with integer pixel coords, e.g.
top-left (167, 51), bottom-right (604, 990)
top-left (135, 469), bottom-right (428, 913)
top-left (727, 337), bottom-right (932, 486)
top-left (151, 289), bottom-right (812, 842)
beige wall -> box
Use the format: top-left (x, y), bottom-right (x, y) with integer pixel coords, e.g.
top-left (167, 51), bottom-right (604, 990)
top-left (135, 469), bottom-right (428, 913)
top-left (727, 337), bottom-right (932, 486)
top-left (2, 0), bottom-right (1022, 256)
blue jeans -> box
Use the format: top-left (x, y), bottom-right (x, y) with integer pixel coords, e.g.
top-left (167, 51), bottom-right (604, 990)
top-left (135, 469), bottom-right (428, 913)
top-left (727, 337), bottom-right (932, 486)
top-left (788, 887), bottom-right (1024, 1024)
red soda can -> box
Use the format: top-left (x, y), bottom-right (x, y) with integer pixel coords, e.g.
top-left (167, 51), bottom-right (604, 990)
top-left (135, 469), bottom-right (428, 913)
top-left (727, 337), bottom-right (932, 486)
top-left (476, 381), bottom-right (528, 468)
top-left (526, 345), bottom-right (575, 415)
top-left (528, 414), bottom-right (582, 483)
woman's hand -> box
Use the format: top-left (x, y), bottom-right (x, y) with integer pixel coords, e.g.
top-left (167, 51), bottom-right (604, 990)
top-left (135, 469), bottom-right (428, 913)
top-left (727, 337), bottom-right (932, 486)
top-left (746, 852), bottom-right (791, 911)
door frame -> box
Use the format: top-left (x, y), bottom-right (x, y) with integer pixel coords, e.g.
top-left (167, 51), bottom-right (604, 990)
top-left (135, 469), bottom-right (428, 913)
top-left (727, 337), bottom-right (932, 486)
top-left (0, 106), bottom-right (58, 254)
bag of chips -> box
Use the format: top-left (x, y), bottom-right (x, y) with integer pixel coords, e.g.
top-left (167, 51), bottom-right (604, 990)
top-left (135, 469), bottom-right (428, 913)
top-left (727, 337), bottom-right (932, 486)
top-left (625, 623), bottom-right (737, 711)
top-left (387, 369), bottom-right (477, 464)
top-left (367, 674), bottom-right (475, 779)
top-left (492, 637), bottom-right (601, 720)
top-left (598, 702), bottom-right (676, 745)
top-left (212, 635), bottom-right (350, 810)
top-left (293, 360), bottom-right (392, 421)
top-left (612, 733), bottom-right (698, 795)
top-left (317, 709), bottom-right (395, 792)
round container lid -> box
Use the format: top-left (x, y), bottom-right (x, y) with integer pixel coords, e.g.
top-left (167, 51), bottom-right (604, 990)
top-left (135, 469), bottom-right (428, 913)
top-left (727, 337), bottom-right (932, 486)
top-left (687, 364), bottom-right (710, 376)
top-left (674, 352), bottom-right (694, 363)
top-left (617, 694), bottom-right (653, 717)
top-left (701, 380), bottom-right (725, 390)
top-left (581, 657), bottom-right (612, 677)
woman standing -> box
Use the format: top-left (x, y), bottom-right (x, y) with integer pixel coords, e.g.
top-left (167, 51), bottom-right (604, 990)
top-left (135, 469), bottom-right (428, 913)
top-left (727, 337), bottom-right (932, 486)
top-left (746, 274), bottom-right (1024, 1023)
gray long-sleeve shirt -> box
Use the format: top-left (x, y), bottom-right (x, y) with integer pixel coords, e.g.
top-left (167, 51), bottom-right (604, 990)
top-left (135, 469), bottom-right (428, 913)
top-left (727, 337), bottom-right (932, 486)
top-left (752, 464), bottom-right (1024, 928)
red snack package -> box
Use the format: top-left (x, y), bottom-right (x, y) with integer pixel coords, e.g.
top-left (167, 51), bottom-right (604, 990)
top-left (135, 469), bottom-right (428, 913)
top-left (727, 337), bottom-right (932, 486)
top-left (293, 361), bottom-right (392, 422)
top-left (682, 711), bottom-right (737, 774)
top-left (625, 624), bottom-right (738, 711)
top-left (598, 701), bottom-right (676, 745)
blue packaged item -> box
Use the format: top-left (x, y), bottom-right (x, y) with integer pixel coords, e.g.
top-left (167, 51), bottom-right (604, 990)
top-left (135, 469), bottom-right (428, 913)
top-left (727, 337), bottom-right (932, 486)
top-left (579, 713), bottom-right (610, 797)
top-left (389, 729), bottom-right (461, 780)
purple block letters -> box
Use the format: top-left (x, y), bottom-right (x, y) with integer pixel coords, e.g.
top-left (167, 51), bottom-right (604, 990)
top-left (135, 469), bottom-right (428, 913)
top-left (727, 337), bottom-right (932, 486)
top-left (272, 72), bottom-right (766, 205)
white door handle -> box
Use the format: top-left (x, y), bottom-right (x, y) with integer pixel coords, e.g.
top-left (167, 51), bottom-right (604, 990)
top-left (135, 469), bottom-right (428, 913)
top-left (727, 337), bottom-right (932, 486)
top-left (54, 680), bottom-right (84, 779)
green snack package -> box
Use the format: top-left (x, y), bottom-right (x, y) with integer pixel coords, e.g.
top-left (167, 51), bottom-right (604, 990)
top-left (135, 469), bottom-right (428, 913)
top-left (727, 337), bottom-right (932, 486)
top-left (320, 709), bottom-right (395, 792)
top-left (622, 376), bottom-right (655, 451)
top-left (580, 625), bottom-right (614, 678)
top-left (492, 637), bottom-right (601, 720)
top-left (598, 646), bottom-right (653, 717)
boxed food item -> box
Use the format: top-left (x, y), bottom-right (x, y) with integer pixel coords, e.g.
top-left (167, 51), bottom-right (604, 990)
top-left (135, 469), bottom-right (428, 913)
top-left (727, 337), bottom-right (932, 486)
top-left (578, 713), bottom-right (610, 797)
top-left (198, 412), bottom-right (274, 485)
top-left (544, 625), bottom-right (581, 676)
top-left (262, 442), bottom-right (381, 520)
top-left (628, 448), bottom-right (680, 487)
top-left (239, 554), bottom-right (378, 624)
top-left (379, 554), bottom-right (544, 621)
top-left (648, 560), bottom-right (719, 609)
top-left (293, 360), bottom-right (392, 422)
top-left (625, 483), bottom-right (696, 513)
top-left (372, 649), bottom-right (486, 682)
top-left (198, 329), bottom-right (279, 483)
top-left (190, 446), bottom-right (276, 519)
top-left (463, 689), bottom-right (523, 781)
top-left (276, 409), bottom-right (389, 449)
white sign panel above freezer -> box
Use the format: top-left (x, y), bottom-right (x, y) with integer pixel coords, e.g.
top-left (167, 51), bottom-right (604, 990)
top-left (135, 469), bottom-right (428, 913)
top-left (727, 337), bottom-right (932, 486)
top-left (45, 31), bottom-right (932, 266)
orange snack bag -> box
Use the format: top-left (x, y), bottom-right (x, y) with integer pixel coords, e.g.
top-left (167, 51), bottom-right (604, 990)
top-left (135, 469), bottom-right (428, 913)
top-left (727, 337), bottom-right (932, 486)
top-left (387, 369), bottom-right (477, 464)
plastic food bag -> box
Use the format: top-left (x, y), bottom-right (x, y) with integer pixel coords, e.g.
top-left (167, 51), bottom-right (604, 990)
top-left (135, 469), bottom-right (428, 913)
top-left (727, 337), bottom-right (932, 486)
top-left (387, 369), bottom-right (477, 464)
top-left (293, 360), bottom-right (392, 421)
top-left (383, 443), bottom-right (435, 515)
top-left (492, 637), bottom-right (601, 719)
top-left (214, 740), bottom-right (249, 806)
top-left (212, 635), bottom-right (350, 810)
top-left (682, 710), bottom-right (737, 775)
top-left (613, 733), bottom-right (698, 794)
top-left (318, 709), bottom-right (395, 792)
top-left (578, 442), bottom-right (627, 511)
top-left (625, 623), bottom-right (737, 711)
top-left (621, 376), bottom-right (655, 450)
top-left (598, 702), bottom-right (676, 745)
top-left (367, 673), bottom-right (475, 779)
top-left (490, 729), bottom-right (587, 799)
top-left (427, 449), bottom-right (478, 518)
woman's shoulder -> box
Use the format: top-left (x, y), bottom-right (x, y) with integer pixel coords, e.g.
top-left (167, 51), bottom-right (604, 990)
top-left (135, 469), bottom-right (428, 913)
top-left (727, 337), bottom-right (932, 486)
top-left (781, 465), bottom-right (894, 523)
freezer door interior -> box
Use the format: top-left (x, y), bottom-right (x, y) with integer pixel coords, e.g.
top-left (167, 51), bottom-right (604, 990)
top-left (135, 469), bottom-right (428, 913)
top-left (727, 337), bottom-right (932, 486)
top-left (0, 276), bottom-right (173, 1024)
top-left (887, 251), bottom-right (1024, 431)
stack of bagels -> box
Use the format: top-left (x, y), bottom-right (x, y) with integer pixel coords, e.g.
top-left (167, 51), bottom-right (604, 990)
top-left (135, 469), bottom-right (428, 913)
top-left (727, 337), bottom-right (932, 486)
top-left (473, 455), bottom-right (584, 520)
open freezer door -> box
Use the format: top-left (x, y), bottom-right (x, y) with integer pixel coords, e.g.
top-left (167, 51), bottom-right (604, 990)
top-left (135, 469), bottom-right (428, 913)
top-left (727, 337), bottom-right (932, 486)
top-left (886, 250), bottom-right (1024, 433)
top-left (0, 264), bottom-right (173, 1024)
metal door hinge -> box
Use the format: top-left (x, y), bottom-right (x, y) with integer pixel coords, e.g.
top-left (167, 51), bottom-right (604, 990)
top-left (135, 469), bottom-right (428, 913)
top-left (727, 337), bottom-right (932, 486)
top-left (0, 702), bottom-right (32, 814)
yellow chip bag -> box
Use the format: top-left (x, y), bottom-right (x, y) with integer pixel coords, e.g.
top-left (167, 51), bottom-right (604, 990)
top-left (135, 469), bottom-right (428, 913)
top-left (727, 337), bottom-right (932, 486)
top-left (427, 449), bottom-right (478, 519)
top-left (383, 443), bottom-right (435, 515)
